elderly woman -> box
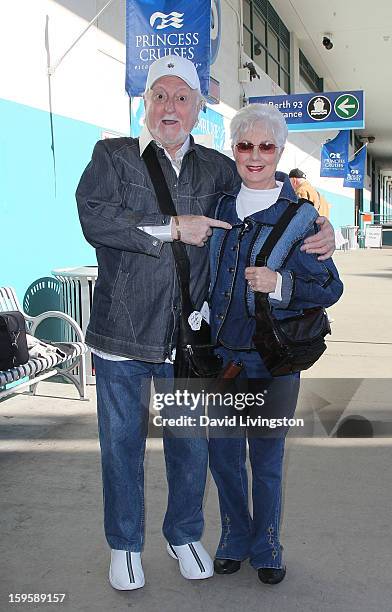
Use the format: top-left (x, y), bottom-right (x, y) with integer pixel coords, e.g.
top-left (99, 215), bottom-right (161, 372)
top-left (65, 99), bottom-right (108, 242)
top-left (208, 104), bottom-right (343, 585)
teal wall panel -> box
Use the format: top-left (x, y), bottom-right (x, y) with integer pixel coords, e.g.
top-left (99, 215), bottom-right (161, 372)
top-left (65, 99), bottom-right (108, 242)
top-left (0, 98), bottom-right (103, 301)
top-left (318, 187), bottom-right (354, 228)
top-left (363, 188), bottom-right (371, 212)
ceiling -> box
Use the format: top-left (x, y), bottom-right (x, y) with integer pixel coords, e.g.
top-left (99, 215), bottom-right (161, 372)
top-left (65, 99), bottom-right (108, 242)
top-left (270, 0), bottom-right (392, 168)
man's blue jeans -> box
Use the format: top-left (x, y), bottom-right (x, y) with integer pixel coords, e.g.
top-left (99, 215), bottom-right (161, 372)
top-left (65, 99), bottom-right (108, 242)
top-left (94, 355), bottom-right (208, 551)
top-left (209, 348), bottom-right (299, 569)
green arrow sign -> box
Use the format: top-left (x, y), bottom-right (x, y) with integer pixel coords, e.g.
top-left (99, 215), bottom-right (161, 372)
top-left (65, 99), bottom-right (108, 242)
top-left (334, 94), bottom-right (360, 119)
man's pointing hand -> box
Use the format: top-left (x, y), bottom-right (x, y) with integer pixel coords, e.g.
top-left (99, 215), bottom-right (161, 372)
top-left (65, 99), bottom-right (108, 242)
top-left (172, 216), bottom-right (232, 247)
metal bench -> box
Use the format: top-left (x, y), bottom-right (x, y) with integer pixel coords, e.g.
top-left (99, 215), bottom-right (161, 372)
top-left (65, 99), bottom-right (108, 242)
top-left (0, 287), bottom-right (87, 401)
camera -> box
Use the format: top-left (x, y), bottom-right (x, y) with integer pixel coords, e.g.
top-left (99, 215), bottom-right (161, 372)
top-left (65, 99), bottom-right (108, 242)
top-left (322, 34), bottom-right (333, 50)
top-left (359, 136), bottom-right (376, 144)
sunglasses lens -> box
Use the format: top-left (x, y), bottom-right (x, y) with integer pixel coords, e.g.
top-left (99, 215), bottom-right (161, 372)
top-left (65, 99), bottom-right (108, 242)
top-left (259, 143), bottom-right (277, 153)
top-left (236, 142), bottom-right (254, 152)
top-left (236, 142), bottom-right (277, 153)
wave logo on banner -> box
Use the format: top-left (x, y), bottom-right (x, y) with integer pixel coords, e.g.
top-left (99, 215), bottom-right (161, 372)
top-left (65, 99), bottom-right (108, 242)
top-left (150, 11), bottom-right (184, 29)
top-left (320, 130), bottom-right (349, 178)
top-left (126, 0), bottom-right (211, 97)
top-left (343, 145), bottom-right (367, 189)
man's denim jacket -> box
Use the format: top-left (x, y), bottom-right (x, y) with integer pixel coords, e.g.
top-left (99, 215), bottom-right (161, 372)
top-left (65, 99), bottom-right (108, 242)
top-left (76, 136), bottom-right (239, 361)
top-left (209, 173), bottom-right (343, 350)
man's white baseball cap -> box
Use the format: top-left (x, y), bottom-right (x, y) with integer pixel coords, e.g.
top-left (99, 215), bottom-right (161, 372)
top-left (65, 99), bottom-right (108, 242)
top-left (144, 56), bottom-right (201, 93)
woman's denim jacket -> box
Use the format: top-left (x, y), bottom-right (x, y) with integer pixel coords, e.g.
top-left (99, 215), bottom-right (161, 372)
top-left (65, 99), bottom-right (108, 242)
top-left (209, 173), bottom-right (343, 350)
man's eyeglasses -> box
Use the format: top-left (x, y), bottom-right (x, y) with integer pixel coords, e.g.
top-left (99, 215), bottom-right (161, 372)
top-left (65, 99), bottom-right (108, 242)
top-left (235, 141), bottom-right (278, 154)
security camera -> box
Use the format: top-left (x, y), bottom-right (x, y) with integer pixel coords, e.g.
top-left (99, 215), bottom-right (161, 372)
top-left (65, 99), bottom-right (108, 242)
top-left (243, 61), bottom-right (260, 81)
top-left (322, 34), bottom-right (333, 50)
top-left (359, 135), bottom-right (376, 144)
top-left (254, 42), bottom-right (262, 56)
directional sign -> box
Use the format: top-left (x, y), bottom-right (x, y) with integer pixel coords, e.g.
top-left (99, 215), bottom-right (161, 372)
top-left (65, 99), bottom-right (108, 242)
top-left (334, 94), bottom-right (359, 119)
top-left (249, 90), bottom-right (364, 132)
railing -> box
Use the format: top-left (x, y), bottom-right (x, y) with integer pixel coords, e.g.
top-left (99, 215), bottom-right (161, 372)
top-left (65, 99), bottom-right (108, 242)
top-left (52, 267), bottom-right (98, 384)
top-left (373, 213), bottom-right (392, 225)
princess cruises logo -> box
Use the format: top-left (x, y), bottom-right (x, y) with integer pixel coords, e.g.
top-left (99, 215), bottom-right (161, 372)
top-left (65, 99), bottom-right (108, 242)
top-left (149, 11), bottom-right (185, 30)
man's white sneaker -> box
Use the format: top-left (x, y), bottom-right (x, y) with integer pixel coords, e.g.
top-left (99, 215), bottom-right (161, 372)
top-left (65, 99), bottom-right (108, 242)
top-left (166, 541), bottom-right (214, 580)
top-left (109, 550), bottom-right (145, 590)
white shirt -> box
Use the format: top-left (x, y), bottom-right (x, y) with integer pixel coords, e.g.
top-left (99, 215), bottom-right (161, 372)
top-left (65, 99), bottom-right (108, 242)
top-left (236, 181), bottom-right (283, 220)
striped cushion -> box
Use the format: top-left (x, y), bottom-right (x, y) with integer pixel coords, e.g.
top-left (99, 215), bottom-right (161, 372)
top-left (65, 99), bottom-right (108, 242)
top-left (0, 342), bottom-right (86, 387)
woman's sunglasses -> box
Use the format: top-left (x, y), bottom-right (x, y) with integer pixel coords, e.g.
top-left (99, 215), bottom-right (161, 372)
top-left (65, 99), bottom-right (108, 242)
top-left (235, 141), bottom-right (278, 154)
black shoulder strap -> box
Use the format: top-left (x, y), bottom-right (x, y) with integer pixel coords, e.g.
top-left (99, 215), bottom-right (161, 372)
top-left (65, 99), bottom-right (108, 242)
top-left (255, 199), bottom-right (307, 267)
top-left (142, 142), bottom-right (177, 216)
top-left (142, 143), bottom-right (194, 315)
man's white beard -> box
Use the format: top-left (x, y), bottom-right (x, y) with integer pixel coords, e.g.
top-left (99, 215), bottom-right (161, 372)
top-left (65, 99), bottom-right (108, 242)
top-left (150, 124), bottom-right (189, 149)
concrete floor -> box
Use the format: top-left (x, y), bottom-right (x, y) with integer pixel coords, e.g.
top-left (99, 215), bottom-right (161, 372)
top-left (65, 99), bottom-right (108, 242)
top-left (1, 249), bottom-right (391, 612)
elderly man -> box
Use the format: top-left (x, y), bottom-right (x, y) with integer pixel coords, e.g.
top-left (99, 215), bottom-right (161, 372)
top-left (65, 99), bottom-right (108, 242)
top-left (76, 56), bottom-right (334, 591)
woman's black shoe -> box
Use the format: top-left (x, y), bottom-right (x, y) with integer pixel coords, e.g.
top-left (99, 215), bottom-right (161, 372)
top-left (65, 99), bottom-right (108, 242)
top-left (257, 566), bottom-right (286, 584)
top-left (214, 559), bottom-right (241, 574)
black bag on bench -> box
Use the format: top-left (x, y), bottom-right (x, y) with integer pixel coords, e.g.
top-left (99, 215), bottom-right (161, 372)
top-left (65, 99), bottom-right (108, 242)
top-left (0, 311), bottom-right (29, 370)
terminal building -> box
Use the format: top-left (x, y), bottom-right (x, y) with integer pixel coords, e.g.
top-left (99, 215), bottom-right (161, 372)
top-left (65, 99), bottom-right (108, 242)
top-left (1, 0), bottom-right (392, 297)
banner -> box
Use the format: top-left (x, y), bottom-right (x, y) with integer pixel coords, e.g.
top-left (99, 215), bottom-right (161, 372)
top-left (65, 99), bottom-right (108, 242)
top-left (320, 130), bottom-right (349, 178)
top-left (126, 0), bottom-right (211, 97)
top-left (343, 145), bottom-right (367, 189)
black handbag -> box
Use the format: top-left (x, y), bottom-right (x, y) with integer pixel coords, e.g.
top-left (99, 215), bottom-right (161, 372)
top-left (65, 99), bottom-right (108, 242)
top-left (252, 201), bottom-right (331, 376)
top-left (142, 144), bottom-right (222, 379)
top-left (0, 311), bottom-right (29, 371)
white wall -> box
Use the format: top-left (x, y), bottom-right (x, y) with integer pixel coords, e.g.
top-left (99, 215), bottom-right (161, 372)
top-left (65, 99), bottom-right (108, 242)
top-left (211, 0), bottom-right (242, 111)
top-left (0, 0), bottom-right (130, 133)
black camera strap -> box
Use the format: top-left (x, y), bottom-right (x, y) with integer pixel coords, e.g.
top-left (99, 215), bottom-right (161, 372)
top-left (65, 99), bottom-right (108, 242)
top-left (142, 143), bottom-right (194, 318)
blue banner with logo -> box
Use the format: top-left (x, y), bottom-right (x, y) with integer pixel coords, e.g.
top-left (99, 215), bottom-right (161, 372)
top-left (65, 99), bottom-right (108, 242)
top-left (126, 0), bottom-right (211, 97)
top-left (320, 130), bottom-right (349, 178)
top-left (343, 146), bottom-right (367, 189)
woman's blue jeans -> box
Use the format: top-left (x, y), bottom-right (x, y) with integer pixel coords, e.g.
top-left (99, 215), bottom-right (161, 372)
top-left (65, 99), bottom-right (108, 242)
top-left (208, 348), bottom-right (299, 569)
top-left (94, 355), bottom-right (208, 552)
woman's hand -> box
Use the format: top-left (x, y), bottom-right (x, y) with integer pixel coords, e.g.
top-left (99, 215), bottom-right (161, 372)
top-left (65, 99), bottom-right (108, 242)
top-left (245, 266), bottom-right (278, 293)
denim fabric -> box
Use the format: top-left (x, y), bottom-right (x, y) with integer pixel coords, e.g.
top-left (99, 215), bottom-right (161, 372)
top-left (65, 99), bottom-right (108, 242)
top-left (94, 355), bottom-right (208, 550)
top-left (209, 173), bottom-right (343, 350)
top-left (76, 137), bottom-right (239, 361)
top-left (208, 347), bottom-right (300, 569)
